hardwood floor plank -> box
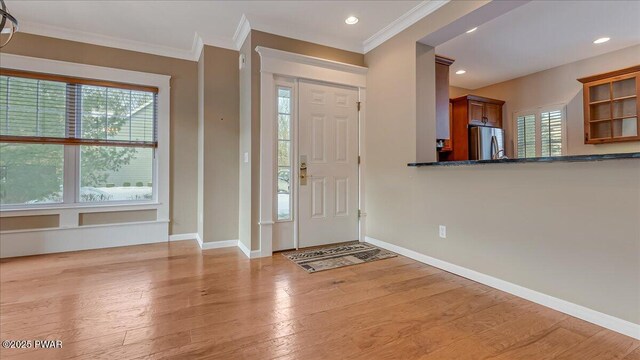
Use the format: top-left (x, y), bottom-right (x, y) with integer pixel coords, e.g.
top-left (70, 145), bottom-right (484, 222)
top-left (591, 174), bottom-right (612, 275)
top-left (0, 241), bottom-right (635, 360)
top-left (554, 330), bottom-right (640, 360)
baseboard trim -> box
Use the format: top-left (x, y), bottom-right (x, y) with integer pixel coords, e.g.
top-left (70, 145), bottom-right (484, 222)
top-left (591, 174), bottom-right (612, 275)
top-left (238, 240), bottom-right (251, 258)
top-left (237, 240), bottom-right (261, 259)
top-left (200, 239), bottom-right (238, 250)
top-left (169, 233), bottom-right (198, 242)
top-left (177, 236), bottom-right (258, 258)
top-left (365, 236), bottom-right (640, 340)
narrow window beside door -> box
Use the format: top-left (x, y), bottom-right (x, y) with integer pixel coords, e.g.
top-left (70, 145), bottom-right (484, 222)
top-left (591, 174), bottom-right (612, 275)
top-left (276, 87), bottom-right (292, 220)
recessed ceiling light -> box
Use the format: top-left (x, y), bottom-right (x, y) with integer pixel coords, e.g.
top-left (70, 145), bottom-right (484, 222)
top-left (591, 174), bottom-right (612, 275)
top-left (466, 27), bottom-right (478, 33)
top-left (345, 16), bottom-right (359, 25)
top-left (456, 70), bottom-right (466, 75)
top-left (593, 37), bottom-right (610, 44)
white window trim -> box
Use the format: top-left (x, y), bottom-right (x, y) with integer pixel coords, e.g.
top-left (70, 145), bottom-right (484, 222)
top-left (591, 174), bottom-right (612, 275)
top-left (513, 103), bottom-right (567, 158)
top-left (274, 78), bottom-right (296, 223)
top-left (0, 54), bottom-right (170, 224)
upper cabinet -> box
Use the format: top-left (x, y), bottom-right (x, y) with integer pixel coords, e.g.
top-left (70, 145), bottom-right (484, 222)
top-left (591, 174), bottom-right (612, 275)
top-left (435, 55), bottom-right (455, 141)
top-left (449, 95), bottom-right (505, 161)
top-left (452, 95), bottom-right (505, 128)
top-left (578, 65), bottom-right (640, 144)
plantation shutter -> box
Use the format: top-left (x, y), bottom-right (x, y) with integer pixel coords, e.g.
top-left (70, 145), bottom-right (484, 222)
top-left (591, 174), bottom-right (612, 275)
top-left (541, 110), bottom-right (563, 157)
top-left (0, 69), bottom-right (158, 148)
top-left (516, 113), bottom-right (536, 158)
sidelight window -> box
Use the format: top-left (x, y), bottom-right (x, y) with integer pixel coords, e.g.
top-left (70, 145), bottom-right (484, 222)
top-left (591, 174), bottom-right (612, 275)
top-left (276, 86), bottom-right (292, 220)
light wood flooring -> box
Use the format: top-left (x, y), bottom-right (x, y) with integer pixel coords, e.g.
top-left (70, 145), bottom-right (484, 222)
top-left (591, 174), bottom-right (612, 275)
top-left (0, 240), bottom-right (638, 359)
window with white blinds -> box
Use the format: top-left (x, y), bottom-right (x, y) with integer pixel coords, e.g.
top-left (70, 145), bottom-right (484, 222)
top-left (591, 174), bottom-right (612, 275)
top-left (0, 69), bottom-right (159, 207)
top-left (516, 114), bottom-right (536, 158)
top-left (541, 110), bottom-right (563, 157)
top-left (515, 106), bottom-right (566, 158)
top-left (0, 69), bottom-right (158, 147)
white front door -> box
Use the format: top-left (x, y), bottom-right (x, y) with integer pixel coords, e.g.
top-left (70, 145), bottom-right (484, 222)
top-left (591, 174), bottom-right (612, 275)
top-left (298, 81), bottom-right (359, 248)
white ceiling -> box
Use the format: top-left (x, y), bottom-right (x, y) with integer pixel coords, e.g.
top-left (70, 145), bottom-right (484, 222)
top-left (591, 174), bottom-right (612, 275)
top-left (437, 0), bottom-right (640, 90)
top-left (5, 0), bottom-right (431, 59)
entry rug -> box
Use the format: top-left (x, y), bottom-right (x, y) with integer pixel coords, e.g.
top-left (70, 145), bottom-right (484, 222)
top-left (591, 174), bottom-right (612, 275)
top-left (283, 242), bottom-right (397, 273)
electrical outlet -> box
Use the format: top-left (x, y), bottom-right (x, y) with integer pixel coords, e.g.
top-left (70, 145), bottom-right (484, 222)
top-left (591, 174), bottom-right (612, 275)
top-left (439, 225), bottom-right (447, 239)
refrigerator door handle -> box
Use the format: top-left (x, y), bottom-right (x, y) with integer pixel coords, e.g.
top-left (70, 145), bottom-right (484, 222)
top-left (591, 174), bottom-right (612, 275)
top-left (490, 135), bottom-right (498, 159)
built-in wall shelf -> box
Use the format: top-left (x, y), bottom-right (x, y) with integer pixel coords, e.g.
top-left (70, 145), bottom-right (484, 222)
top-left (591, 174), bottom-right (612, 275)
top-left (578, 65), bottom-right (640, 144)
top-left (407, 152), bottom-right (640, 167)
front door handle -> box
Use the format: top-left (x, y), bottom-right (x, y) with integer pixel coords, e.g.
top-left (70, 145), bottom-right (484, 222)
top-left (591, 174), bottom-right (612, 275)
top-left (300, 162), bottom-right (307, 185)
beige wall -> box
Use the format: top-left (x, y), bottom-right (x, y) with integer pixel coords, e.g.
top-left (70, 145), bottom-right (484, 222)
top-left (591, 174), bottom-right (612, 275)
top-left (365, 0), bottom-right (640, 325)
top-left (462, 44), bottom-right (640, 156)
top-left (2, 33), bottom-right (198, 235)
top-left (198, 45), bottom-right (240, 243)
top-left (79, 210), bottom-right (156, 226)
top-left (241, 30), bottom-right (365, 250)
top-left (449, 85), bottom-right (471, 98)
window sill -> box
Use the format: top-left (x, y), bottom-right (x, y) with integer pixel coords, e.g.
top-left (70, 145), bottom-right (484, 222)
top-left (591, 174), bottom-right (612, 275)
top-left (0, 202), bottom-right (162, 216)
top-left (275, 219), bottom-right (294, 223)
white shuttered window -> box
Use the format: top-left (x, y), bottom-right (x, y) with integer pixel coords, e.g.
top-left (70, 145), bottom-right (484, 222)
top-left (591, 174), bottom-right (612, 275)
top-left (515, 106), bottom-right (566, 158)
top-left (541, 110), bottom-right (563, 157)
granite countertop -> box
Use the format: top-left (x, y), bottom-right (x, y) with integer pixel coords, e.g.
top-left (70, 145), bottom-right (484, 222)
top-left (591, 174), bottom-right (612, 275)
top-left (408, 152), bottom-right (640, 167)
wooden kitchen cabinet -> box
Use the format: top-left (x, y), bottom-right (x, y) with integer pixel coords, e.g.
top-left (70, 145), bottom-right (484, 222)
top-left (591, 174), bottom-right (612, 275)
top-left (435, 55), bottom-right (455, 161)
top-left (484, 102), bottom-right (502, 127)
top-left (468, 100), bottom-right (485, 125)
top-left (463, 96), bottom-right (503, 127)
top-left (578, 65), bottom-right (640, 144)
top-left (449, 95), bottom-right (505, 161)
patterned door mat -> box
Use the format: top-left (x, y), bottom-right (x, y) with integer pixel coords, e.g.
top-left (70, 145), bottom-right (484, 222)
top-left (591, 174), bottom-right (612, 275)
top-left (282, 242), bottom-right (397, 273)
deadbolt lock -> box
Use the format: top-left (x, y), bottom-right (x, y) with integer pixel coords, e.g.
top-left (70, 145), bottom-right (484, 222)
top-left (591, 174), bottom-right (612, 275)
top-left (299, 155), bottom-right (308, 186)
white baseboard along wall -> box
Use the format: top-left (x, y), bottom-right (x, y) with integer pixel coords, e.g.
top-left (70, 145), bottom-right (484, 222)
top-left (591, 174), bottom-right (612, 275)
top-left (364, 236), bottom-right (640, 340)
top-left (169, 233), bottom-right (261, 258)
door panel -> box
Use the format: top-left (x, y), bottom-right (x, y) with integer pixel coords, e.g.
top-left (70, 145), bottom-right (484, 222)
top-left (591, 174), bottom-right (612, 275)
top-left (335, 116), bottom-right (349, 163)
top-left (311, 115), bottom-right (326, 162)
top-left (335, 177), bottom-right (349, 217)
top-left (298, 81), bottom-right (359, 248)
top-left (469, 100), bottom-right (485, 125)
top-left (311, 177), bottom-right (326, 218)
top-left (484, 102), bottom-right (502, 127)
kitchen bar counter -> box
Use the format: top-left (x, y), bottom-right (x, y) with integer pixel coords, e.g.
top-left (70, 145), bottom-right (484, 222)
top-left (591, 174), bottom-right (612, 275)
top-left (408, 152), bottom-right (640, 167)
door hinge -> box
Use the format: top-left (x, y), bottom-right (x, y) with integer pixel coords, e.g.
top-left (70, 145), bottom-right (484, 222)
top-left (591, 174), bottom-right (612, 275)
top-left (357, 101), bottom-right (361, 111)
top-left (358, 209), bottom-right (361, 218)
top-left (358, 155), bottom-right (361, 165)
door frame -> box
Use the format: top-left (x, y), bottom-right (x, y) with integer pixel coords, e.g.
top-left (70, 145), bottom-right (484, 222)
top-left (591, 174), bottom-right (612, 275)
top-left (255, 46), bottom-right (367, 257)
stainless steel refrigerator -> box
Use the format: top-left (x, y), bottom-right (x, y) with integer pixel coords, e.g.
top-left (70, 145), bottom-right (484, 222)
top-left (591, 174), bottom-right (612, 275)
top-left (469, 125), bottom-right (505, 160)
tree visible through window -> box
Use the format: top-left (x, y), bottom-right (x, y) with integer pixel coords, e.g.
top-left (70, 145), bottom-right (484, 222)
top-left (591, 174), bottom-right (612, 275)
top-left (277, 87), bottom-right (292, 220)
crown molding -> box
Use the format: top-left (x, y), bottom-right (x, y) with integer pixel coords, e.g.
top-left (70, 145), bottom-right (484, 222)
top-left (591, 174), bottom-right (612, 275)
top-left (18, 20), bottom-right (197, 61)
top-left (16, 2), bottom-right (454, 61)
top-left (363, 0), bottom-right (450, 53)
top-left (191, 32), bottom-right (205, 61)
top-left (233, 14), bottom-right (251, 50)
